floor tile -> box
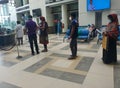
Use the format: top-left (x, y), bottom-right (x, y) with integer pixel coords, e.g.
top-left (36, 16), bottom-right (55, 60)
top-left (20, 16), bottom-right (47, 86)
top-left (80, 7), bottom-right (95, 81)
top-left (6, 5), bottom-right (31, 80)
top-left (40, 68), bottom-right (86, 84)
top-left (114, 65), bottom-right (120, 88)
top-left (61, 45), bottom-right (69, 50)
top-left (77, 48), bottom-right (98, 53)
top-left (51, 59), bottom-right (73, 68)
top-left (60, 72), bottom-right (85, 84)
top-left (91, 44), bottom-right (100, 49)
top-left (0, 60), bottom-right (17, 67)
top-left (0, 82), bottom-right (21, 88)
top-left (24, 57), bottom-right (52, 72)
top-left (40, 68), bottom-right (64, 78)
top-left (50, 53), bottom-right (68, 58)
top-left (75, 57), bottom-right (94, 72)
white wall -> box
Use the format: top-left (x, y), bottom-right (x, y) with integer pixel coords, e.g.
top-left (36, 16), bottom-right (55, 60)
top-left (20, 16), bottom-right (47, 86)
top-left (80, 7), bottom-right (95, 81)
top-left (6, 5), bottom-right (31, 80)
top-left (111, 0), bottom-right (120, 10)
top-left (79, 0), bottom-right (95, 26)
top-left (102, 0), bottom-right (120, 25)
top-left (79, 0), bottom-right (120, 26)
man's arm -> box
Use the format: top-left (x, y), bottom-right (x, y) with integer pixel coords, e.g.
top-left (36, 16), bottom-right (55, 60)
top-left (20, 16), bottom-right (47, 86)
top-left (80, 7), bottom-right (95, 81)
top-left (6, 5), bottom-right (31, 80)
top-left (69, 25), bottom-right (75, 39)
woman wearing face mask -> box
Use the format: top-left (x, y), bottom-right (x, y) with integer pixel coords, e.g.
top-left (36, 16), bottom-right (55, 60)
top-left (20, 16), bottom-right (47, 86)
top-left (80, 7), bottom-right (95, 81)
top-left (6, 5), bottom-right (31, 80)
top-left (38, 16), bottom-right (49, 52)
top-left (102, 14), bottom-right (119, 64)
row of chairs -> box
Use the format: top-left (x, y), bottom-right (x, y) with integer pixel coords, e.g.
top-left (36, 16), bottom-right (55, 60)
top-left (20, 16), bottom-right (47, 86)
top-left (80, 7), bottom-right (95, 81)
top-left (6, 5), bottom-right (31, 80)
top-left (63, 26), bottom-right (120, 43)
top-left (63, 27), bottom-right (92, 42)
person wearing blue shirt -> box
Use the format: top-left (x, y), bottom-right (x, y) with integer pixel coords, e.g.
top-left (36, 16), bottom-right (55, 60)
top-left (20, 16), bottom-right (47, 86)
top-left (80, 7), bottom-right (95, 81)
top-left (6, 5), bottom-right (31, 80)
top-left (68, 13), bottom-right (78, 60)
top-left (57, 19), bottom-right (62, 35)
top-left (88, 0), bottom-right (95, 11)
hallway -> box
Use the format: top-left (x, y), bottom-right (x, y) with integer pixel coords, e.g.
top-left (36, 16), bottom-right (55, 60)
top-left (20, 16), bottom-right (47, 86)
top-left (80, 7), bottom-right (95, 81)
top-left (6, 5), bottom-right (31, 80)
top-left (0, 34), bottom-right (120, 88)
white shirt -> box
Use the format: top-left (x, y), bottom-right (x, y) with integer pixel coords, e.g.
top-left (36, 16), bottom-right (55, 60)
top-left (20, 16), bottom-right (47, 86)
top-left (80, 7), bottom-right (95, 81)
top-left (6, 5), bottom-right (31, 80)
top-left (15, 24), bottom-right (23, 38)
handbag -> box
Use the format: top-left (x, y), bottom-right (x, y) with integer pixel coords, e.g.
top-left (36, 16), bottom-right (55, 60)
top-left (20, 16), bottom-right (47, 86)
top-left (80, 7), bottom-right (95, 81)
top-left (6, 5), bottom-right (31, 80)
top-left (102, 35), bottom-right (108, 50)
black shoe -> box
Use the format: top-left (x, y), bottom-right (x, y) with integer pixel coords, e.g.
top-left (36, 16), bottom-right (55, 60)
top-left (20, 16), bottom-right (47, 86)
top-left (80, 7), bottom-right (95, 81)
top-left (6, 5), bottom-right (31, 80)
top-left (68, 56), bottom-right (76, 60)
top-left (70, 55), bottom-right (78, 58)
top-left (31, 51), bottom-right (35, 55)
top-left (32, 53), bottom-right (35, 55)
top-left (37, 52), bottom-right (40, 54)
top-left (41, 49), bottom-right (48, 52)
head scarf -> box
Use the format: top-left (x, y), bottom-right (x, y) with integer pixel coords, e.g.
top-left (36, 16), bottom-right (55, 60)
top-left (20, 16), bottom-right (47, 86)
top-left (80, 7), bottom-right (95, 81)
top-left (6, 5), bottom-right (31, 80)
top-left (108, 14), bottom-right (119, 25)
top-left (40, 16), bottom-right (45, 21)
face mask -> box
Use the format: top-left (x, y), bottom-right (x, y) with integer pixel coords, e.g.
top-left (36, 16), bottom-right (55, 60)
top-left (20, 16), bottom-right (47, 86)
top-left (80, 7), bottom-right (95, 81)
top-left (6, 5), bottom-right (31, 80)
top-left (69, 17), bottom-right (72, 21)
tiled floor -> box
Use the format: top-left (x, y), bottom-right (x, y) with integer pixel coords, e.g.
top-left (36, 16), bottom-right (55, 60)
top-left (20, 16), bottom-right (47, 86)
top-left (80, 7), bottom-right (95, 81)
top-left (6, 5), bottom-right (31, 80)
top-left (0, 34), bottom-right (120, 88)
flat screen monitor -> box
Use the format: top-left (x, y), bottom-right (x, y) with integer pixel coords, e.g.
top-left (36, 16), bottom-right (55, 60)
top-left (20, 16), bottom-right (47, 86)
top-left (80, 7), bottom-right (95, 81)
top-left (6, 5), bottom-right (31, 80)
top-left (0, 0), bottom-right (9, 4)
top-left (87, 0), bottom-right (111, 11)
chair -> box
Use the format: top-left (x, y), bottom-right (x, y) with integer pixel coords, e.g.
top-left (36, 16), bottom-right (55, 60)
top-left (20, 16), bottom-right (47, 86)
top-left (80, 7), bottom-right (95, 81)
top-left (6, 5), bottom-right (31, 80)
top-left (77, 27), bottom-right (90, 42)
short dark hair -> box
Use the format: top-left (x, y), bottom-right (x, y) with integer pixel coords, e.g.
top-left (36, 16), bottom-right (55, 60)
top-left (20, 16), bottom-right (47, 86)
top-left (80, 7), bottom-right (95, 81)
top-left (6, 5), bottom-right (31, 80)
top-left (71, 13), bottom-right (76, 18)
top-left (28, 15), bottom-right (32, 19)
top-left (17, 21), bottom-right (20, 24)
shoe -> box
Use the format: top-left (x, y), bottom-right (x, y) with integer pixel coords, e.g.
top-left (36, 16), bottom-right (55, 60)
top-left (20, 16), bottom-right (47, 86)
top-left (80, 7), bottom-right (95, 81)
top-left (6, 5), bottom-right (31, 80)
top-left (70, 55), bottom-right (78, 58)
top-left (31, 51), bottom-right (35, 55)
top-left (37, 52), bottom-right (40, 54)
top-left (32, 53), bottom-right (35, 55)
top-left (68, 56), bottom-right (76, 60)
top-left (41, 49), bottom-right (48, 52)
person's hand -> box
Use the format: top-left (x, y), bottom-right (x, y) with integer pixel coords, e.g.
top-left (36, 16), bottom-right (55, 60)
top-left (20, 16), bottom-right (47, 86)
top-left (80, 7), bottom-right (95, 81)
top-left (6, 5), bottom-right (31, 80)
top-left (103, 31), bottom-right (107, 36)
top-left (68, 36), bottom-right (71, 40)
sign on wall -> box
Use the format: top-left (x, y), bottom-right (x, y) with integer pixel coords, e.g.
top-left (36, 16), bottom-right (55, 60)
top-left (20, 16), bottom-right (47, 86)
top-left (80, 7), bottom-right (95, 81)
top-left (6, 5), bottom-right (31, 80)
top-left (87, 0), bottom-right (111, 11)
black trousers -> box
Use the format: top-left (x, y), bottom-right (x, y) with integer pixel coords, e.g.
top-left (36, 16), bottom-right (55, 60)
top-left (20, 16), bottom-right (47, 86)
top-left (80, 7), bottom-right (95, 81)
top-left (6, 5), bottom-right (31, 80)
top-left (102, 38), bottom-right (117, 64)
top-left (70, 38), bottom-right (77, 57)
top-left (28, 34), bottom-right (39, 54)
top-left (17, 37), bottom-right (23, 45)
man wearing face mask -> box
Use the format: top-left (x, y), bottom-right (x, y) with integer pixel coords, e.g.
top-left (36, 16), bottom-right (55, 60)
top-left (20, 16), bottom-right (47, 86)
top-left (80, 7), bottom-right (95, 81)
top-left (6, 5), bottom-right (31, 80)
top-left (68, 13), bottom-right (78, 60)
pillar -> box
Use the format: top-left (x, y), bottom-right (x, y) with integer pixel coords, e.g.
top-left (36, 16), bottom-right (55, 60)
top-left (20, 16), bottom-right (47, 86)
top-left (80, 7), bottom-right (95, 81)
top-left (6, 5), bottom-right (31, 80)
top-left (61, 4), bottom-right (68, 33)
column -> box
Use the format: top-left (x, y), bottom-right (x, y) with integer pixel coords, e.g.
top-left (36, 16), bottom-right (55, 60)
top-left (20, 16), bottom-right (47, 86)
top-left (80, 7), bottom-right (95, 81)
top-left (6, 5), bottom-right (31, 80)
top-left (61, 4), bottom-right (68, 33)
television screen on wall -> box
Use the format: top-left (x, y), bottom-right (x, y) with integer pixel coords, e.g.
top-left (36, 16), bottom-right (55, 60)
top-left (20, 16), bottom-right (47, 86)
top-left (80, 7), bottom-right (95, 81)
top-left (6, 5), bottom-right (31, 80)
top-left (0, 0), bottom-right (8, 4)
top-left (87, 0), bottom-right (111, 11)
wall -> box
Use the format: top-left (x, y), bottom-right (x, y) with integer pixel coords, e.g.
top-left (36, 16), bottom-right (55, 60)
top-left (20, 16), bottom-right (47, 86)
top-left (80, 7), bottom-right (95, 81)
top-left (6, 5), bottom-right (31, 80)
top-left (79, 0), bottom-right (120, 26)
top-left (79, 0), bottom-right (95, 26)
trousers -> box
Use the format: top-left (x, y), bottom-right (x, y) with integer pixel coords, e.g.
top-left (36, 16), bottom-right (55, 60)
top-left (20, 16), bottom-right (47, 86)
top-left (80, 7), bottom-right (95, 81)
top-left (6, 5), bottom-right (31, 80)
top-left (70, 38), bottom-right (77, 56)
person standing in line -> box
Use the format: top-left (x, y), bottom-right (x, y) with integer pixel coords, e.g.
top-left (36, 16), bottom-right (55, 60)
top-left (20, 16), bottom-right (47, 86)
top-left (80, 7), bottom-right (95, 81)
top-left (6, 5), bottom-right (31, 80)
top-left (25, 15), bottom-right (39, 55)
top-left (102, 14), bottom-right (119, 64)
top-left (38, 16), bottom-right (49, 52)
top-left (57, 19), bottom-right (62, 35)
top-left (68, 13), bottom-right (78, 60)
top-left (15, 21), bottom-right (23, 45)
